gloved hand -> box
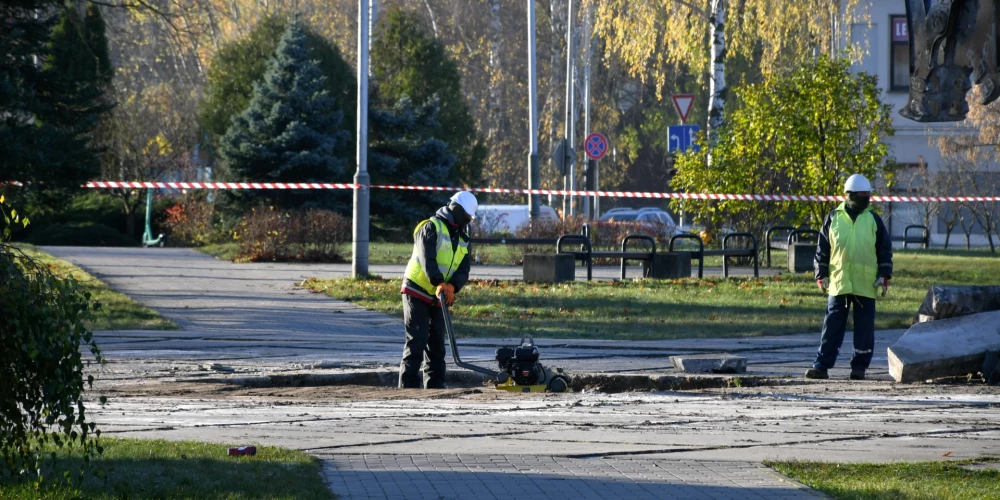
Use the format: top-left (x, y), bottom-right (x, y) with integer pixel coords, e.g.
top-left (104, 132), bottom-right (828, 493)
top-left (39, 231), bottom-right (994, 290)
top-left (436, 283), bottom-right (456, 306)
top-left (817, 278), bottom-right (829, 292)
top-left (874, 277), bottom-right (889, 297)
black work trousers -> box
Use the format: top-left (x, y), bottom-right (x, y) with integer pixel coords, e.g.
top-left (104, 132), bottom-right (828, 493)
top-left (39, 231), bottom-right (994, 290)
top-left (398, 294), bottom-right (447, 388)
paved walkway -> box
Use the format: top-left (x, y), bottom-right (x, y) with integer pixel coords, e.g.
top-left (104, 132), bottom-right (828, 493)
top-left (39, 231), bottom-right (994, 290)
top-left (323, 456), bottom-right (819, 499)
top-left (40, 246), bottom-right (1000, 500)
top-left (42, 246), bottom-right (881, 377)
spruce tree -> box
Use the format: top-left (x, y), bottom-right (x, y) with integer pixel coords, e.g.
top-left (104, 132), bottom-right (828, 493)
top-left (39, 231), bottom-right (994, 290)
top-left (372, 7), bottom-right (485, 186)
top-left (0, 1), bottom-right (110, 189)
top-left (219, 21), bottom-right (349, 212)
top-left (369, 96), bottom-right (457, 226)
top-left (200, 15), bottom-right (354, 148)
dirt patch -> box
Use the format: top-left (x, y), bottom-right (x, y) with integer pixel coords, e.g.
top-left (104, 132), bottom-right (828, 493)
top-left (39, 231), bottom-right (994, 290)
top-left (92, 381), bottom-right (558, 402)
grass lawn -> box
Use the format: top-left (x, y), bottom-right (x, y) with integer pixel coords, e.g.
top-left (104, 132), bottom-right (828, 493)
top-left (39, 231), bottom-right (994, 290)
top-left (198, 242), bottom-right (240, 261)
top-left (13, 245), bottom-right (178, 331)
top-left (302, 249), bottom-right (1000, 340)
top-left (199, 241), bottom-right (525, 265)
top-left (0, 438), bottom-right (333, 499)
top-left (769, 457), bottom-right (1000, 499)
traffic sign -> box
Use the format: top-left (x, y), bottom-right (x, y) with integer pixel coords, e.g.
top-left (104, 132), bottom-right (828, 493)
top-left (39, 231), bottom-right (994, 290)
top-left (668, 124), bottom-right (701, 153)
top-left (672, 94), bottom-right (696, 123)
top-left (551, 139), bottom-right (572, 175)
top-left (584, 132), bottom-right (608, 160)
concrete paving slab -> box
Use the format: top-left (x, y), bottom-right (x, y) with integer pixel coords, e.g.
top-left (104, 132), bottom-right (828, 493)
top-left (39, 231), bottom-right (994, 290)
top-left (889, 310), bottom-right (1000, 383)
top-left (39, 246), bottom-right (1000, 498)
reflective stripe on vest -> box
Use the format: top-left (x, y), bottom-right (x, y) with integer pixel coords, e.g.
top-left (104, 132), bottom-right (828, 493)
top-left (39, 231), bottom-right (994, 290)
top-left (403, 218), bottom-right (470, 295)
top-left (828, 202), bottom-right (879, 299)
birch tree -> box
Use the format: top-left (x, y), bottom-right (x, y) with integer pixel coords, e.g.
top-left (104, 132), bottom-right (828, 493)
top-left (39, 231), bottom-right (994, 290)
top-left (593, 0), bottom-right (866, 140)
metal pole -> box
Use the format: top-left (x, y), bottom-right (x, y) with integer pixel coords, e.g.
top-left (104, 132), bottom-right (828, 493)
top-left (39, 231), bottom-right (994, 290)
top-left (352, 0), bottom-right (371, 278)
top-left (527, 0), bottom-right (540, 220)
top-left (368, 0), bottom-right (377, 77)
top-left (564, 0), bottom-right (576, 217)
top-left (582, 3), bottom-right (592, 220)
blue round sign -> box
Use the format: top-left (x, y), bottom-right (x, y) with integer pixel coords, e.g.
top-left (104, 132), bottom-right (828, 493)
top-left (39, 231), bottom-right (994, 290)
top-left (585, 132), bottom-right (608, 160)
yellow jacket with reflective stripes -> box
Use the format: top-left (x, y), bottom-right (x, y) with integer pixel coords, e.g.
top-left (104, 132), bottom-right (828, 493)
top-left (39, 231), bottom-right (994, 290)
top-left (404, 218), bottom-right (470, 296)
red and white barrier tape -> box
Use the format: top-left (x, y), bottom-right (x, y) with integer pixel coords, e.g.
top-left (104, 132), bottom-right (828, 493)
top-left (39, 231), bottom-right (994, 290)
top-left (85, 181), bottom-right (359, 190)
top-left (8, 181), bottom-right (995, 203)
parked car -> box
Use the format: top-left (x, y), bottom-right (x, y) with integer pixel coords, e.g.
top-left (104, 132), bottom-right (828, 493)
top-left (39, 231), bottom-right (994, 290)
top-left (472, 204), bottom-right (559, 235)
top-left (599, 207), bottom-right (681, 237)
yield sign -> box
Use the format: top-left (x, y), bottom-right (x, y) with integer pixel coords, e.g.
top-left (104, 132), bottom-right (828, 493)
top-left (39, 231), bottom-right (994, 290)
top-left (672, 94), bottom-right (696, 124)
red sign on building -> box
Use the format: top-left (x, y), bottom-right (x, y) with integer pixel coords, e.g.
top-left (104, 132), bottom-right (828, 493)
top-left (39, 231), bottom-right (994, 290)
top-left (892, 16), bottom-right (909, 42)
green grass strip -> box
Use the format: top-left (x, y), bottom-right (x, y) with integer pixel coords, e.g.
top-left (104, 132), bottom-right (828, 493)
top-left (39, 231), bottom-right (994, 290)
top-left (14, 245), bottom-right (178, 331)
top-left (0, 438), bottom-right (333, 499)
top-left (303, 249), bottom-right (999, 340)
top-left (768, 457), bottom-right (1000, 500)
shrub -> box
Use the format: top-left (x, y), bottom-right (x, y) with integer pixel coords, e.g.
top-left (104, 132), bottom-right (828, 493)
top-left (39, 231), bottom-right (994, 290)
top-left (1, 196), bottom-right (104, 480)
top-left (505, 217), bottom-right (585, 265)
top-left (233, 208), bottom-right (349, 262)
top-left (161, 193), bottom-right (215, 246)
top-left (26, 223), bottom-right (138, 247)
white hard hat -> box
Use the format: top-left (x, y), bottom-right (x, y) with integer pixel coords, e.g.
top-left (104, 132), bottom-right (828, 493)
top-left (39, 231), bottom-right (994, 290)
top-left (450, 191), bottom-right (478, 220)
top-left (844, 174), bottom-right (872, 193)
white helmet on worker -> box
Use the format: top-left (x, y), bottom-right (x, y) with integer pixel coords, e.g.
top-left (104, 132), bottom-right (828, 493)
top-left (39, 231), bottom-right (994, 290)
top-left (450, 191), bottom-right (478, 220)
top-left (844, 174), bottom-right (872, 193)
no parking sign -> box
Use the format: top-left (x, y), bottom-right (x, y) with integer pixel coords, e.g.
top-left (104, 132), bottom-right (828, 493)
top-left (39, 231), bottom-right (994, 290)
top-left (584, 133), bottom-right (608, 161)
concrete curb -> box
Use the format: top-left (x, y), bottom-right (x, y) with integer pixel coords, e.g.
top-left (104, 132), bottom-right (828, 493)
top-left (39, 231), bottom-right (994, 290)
top-left (181, 369), bottom-right (804, 392)
top-left (183, 370), bottom-right (492, 388)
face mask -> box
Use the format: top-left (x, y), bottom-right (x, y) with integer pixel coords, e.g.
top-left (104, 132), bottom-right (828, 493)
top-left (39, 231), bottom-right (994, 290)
top-left (847, 193), bottom-right (870, 212)
top-left (450, 203), bottom-right (472, 227)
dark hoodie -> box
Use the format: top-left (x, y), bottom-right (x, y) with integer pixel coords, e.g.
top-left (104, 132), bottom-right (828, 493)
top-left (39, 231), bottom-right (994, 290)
top-left (400, 205), bottom-right (472, 305)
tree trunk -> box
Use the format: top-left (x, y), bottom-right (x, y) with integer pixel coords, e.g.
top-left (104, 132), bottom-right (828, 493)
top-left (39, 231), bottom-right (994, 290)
top-left (124, 203), bottom-right (135, 238)
top-left (487, 0), bottom-right (502, 140)
top-left (707, 0), bottom-right (726, 144)
top-left (422, 0), bottom-right (439, 38)
top-left (547, 0), bottom-right (565, 169)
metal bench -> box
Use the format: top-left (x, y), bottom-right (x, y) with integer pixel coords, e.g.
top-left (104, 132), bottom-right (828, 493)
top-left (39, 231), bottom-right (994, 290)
top-left (903, 224), bottom-right (930, 249)
top-left (669, 232), bottom-right (759, 278)
top-left (555, 234), bottom-right (658, 281)
top-left (669, 233), bottom-right (705, 278)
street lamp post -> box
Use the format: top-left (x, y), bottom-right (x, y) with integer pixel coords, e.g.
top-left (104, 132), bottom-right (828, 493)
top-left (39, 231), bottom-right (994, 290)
top-left (564, 0), bottom-right (576, 217)
top-left (527, 0), bottom-right (540, 220)
top-left (352, 0), bottom-right (371, 278)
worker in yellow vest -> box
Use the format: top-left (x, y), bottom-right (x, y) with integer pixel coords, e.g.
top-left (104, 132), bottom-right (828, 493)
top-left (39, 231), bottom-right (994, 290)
top-left (807, 174), bottom-right (893, 381)
top-left (398, 191), bottom-right (478, 389)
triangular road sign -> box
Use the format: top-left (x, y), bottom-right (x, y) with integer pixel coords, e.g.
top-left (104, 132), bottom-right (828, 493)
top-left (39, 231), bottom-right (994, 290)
top-left (672, 94), bottom-right (696, 124)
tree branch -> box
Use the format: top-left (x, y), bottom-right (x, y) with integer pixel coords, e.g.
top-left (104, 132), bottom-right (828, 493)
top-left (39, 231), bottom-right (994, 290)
top-left (671, 0), bottom-right (710, 19)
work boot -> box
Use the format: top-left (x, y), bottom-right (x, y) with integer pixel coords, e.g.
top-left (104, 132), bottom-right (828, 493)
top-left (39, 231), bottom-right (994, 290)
top-left (804, 368), bottom-right (829, 380)
top-left (850, 369), bottom-right (866, 380)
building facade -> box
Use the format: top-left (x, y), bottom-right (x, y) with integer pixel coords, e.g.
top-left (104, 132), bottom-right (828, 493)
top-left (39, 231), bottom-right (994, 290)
top-left (852, 1), bottom-right (998, 247)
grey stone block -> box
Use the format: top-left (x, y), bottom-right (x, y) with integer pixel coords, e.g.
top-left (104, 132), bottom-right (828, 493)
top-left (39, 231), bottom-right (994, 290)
top-left (984, 350), bottom-right (1000, 386)
top-left (786, 243), bottom-right (814, 273)
top-left (644, 252), bottom-right (692, 279)
top-left (916, 285), bottom-right (1000, 322)
top-left (888, 310), bottom-right (1000, 383)
top-left (669, 354), bottom-right (747, 374)
top-left (522, 253), bottom-right (575, 283)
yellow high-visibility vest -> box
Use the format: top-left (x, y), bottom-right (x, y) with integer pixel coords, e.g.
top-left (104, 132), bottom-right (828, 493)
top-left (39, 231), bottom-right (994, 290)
top-left (404, 218), bottom-right (469, 295)
top-left (828, 202), bottom-right (879, 299)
